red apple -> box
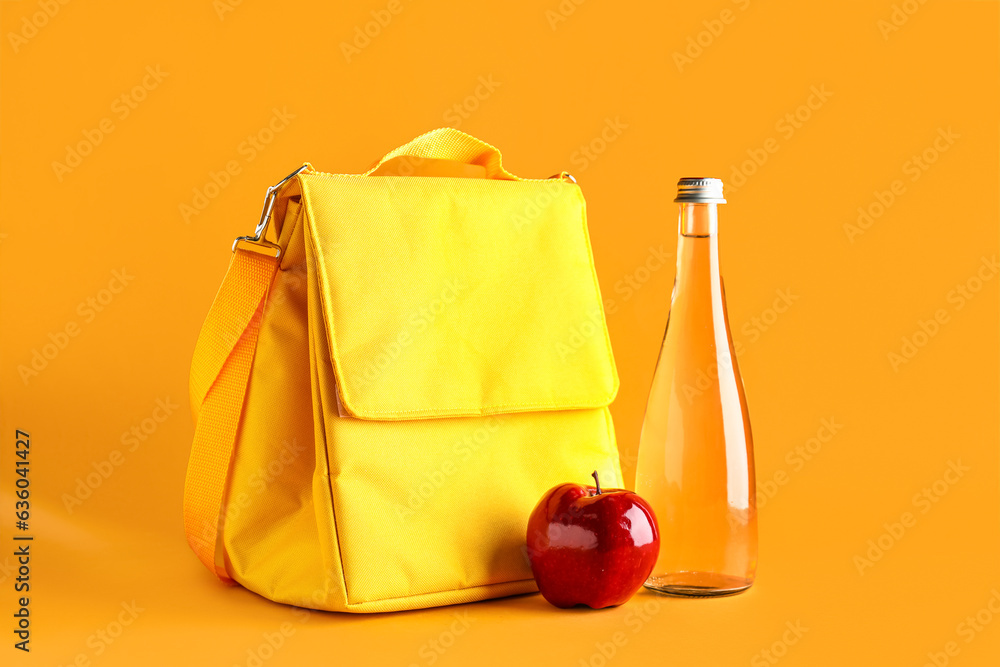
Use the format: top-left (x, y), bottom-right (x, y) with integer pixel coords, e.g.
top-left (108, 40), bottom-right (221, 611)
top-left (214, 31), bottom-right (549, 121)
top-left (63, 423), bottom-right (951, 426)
top-left (526, 471), bottom-right (660, 609)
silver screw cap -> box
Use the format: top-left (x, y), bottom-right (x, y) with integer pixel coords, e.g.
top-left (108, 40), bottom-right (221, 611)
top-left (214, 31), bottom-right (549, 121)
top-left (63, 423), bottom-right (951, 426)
top-left (674, 177), bottom-right (727, 204)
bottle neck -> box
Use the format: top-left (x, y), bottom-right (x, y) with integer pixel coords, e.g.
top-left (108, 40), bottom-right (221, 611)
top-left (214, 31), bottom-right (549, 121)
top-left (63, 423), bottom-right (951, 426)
top-left (675, 204), bottom-right (721, 283)
top-left (678, 203), bottom-right (718, 237)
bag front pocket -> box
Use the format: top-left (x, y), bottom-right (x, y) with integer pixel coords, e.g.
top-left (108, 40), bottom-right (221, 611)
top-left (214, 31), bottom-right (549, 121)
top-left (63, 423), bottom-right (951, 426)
top-left (326, 408), bottom-right (620, 605)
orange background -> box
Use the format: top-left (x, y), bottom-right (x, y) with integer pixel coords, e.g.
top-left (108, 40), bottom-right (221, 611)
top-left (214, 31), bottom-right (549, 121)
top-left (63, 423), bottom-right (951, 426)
top-left (1, 0), bottom-right (999, 664)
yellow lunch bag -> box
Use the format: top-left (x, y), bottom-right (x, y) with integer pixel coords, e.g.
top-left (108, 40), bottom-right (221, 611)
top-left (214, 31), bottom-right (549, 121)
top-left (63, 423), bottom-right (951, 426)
top-left (183, 128), bottom-right (622, 612)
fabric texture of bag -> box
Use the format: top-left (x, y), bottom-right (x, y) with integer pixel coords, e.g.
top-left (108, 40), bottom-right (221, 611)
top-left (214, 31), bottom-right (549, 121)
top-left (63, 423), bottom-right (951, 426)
top-left (183, 128), bottom-right (622, 612)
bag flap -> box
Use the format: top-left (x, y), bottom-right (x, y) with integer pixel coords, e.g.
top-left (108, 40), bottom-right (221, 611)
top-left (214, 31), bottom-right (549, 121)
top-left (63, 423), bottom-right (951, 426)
top-left (297, 167), bottom-right (618, 421)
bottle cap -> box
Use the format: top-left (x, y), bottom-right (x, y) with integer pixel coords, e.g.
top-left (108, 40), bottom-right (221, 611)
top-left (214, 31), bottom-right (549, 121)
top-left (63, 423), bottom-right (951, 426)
top-left (674, 177), bottom-right (726, 204)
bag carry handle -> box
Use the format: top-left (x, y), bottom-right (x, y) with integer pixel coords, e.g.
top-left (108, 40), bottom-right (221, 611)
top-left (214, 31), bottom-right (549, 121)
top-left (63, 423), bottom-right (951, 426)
top-left (363, 127), bottom-right (519, 180)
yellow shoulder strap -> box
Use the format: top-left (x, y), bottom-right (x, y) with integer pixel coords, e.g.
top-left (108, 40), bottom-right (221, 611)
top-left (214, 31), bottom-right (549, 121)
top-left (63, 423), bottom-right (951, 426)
top-left (183, 248), bottom-right (279, 582)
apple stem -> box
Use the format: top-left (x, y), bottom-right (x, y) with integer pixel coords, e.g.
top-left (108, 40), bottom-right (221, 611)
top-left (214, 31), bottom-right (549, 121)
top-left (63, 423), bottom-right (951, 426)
top-left (591, 470), bottom-right (601, 495)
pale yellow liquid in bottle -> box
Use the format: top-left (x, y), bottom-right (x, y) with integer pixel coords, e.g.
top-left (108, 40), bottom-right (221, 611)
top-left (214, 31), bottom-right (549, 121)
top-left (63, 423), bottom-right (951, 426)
top-left (635, 202), bottom-right (757, 596)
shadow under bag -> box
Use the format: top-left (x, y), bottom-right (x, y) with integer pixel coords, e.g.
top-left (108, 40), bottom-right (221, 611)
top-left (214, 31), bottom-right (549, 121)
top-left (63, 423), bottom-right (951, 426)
top-left (183, 128), bottom-right (622, 612)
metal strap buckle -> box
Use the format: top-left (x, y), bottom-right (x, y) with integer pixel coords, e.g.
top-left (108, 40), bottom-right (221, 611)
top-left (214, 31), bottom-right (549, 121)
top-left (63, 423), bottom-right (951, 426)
top-left (547, 171), bottom-right (577, 184)
top-left (232, 164), bottom-right (310, 258)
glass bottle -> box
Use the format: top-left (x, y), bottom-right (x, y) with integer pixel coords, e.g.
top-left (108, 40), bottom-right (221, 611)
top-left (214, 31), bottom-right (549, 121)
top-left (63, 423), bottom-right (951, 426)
top-left (635, 177), bottom-right (757, 596)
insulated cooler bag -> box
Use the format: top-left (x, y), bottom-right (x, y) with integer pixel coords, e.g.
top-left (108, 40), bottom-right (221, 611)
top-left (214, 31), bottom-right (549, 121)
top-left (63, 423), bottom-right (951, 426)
top-left (183, 128), bottom-right (622, 612)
